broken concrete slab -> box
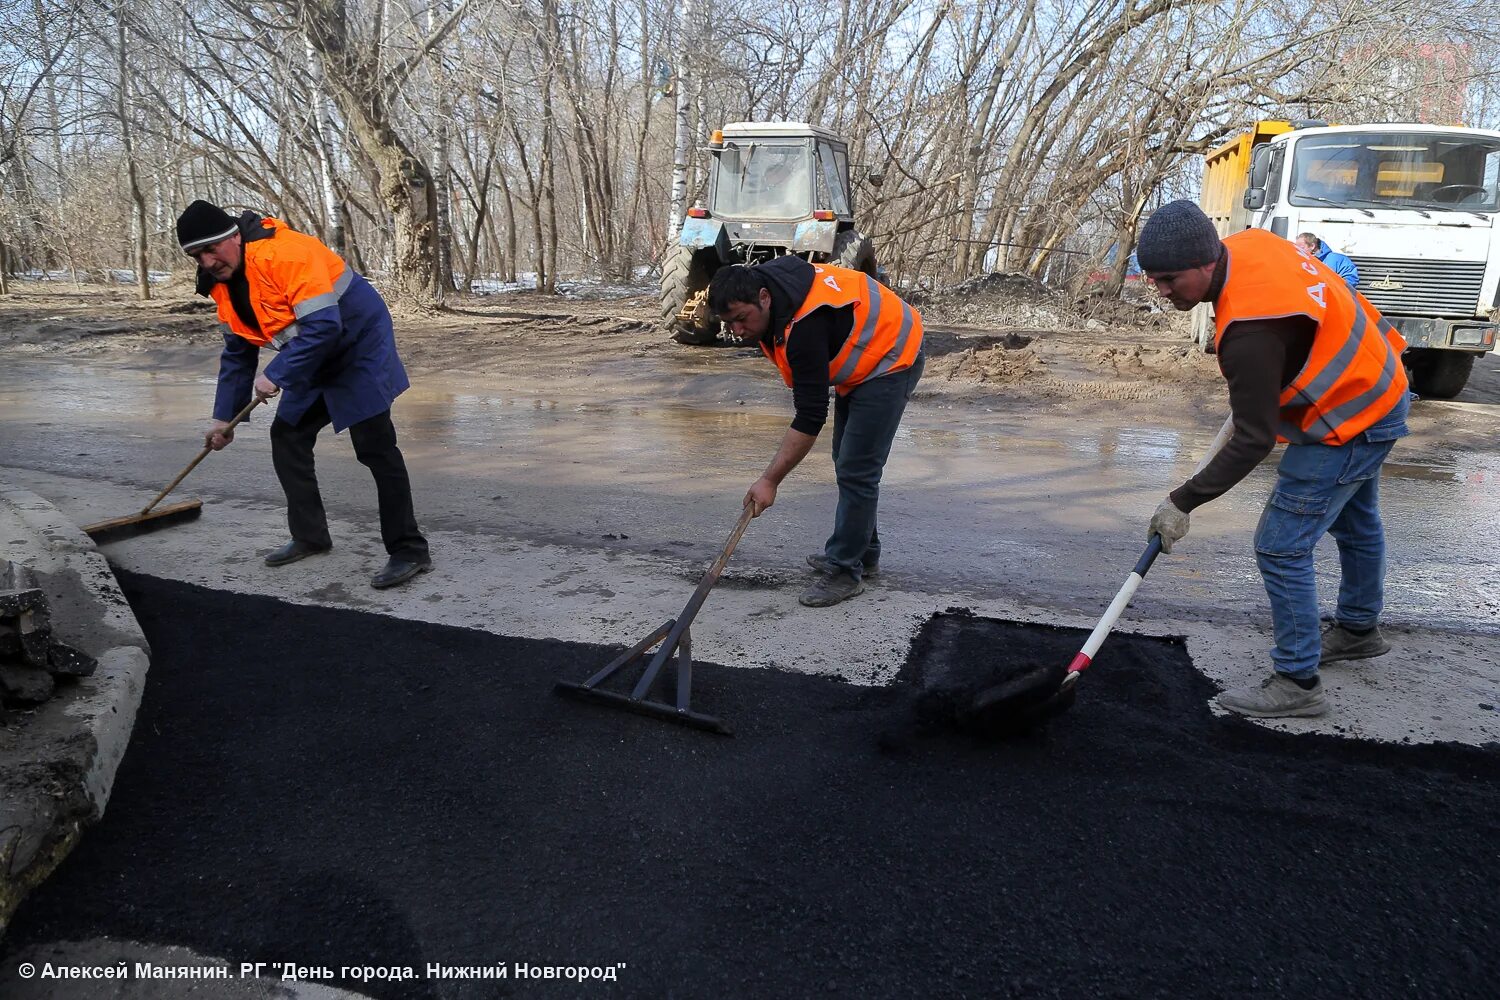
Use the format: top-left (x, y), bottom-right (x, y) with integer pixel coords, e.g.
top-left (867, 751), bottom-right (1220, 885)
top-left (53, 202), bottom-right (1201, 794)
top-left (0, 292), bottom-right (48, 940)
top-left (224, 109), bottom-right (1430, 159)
top-left (44, 639), bottom-right (97, 678)
top-left (0, 588), bottom-right (44, 616)
top-left (0, 663), bottom-right (54, 704)
top-left (0, 488), bottom-right (150, 931)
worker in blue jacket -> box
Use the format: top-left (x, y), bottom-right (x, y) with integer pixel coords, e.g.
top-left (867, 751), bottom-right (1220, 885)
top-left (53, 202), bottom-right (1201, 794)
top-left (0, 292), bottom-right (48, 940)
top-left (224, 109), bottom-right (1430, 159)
top-left (176, 200), bottom-right (430, 589)
top-left (1296, 233), bottom-right (1359, 291)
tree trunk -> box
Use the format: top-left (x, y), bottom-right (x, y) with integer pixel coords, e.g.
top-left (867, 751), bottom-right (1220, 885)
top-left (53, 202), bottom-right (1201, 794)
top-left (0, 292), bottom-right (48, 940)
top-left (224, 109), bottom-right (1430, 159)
top-left (299, 0), bottom-right (462, 304)
top-left (666, 0), bottom-right (695, 239)
top-left (115, 5), bottom-right (150, 300)
top-left (303, 36), bottom-right (346, 255)
top-left (427, 0), bottom-right (455, 300)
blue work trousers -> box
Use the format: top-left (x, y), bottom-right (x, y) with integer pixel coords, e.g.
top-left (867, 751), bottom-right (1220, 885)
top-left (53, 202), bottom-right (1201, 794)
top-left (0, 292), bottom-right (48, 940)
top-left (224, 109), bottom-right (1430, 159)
top-left (822, 354), bottom-right (925, 580)
top-left (1253, 393), bottom-right (1409, 677)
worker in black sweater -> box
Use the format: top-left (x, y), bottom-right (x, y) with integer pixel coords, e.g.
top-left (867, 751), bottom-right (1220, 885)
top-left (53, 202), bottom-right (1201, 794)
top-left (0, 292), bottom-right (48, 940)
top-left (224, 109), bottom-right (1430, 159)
top-left (707, 257), bottom-right (924, 607)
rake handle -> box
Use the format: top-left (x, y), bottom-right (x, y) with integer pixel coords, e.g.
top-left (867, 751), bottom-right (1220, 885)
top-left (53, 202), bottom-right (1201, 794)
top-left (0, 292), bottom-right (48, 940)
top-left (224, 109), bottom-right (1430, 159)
top-left (139, 394), bottom-right (267, 516)
top-left (674, 503), bottom-right (756, 632)
top-left (631, 503), bottom-right (756, 702)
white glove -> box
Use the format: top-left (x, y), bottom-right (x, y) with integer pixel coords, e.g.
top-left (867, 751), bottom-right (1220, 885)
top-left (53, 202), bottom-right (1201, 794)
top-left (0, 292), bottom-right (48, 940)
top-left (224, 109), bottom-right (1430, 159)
top-left (1149, 499), bottom-right (1190, 553)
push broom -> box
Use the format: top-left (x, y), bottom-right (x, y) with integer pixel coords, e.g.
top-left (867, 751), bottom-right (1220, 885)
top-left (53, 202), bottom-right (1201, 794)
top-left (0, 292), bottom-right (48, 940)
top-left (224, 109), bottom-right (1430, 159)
top-left (83, 393), bottom-right (269, 544)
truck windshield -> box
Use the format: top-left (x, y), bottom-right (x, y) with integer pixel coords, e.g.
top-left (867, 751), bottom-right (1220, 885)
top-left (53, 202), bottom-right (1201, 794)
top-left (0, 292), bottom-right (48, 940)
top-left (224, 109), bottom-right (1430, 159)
top-left (711, 141), bottom-right (813, 220)
top-left (1289, 131), bottom-right (1500, 212)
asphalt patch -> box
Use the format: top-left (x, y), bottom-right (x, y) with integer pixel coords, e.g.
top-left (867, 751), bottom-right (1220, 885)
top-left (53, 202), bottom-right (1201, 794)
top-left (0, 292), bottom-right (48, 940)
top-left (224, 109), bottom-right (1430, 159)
top-left (7, 575), bottom-right (1499, 998)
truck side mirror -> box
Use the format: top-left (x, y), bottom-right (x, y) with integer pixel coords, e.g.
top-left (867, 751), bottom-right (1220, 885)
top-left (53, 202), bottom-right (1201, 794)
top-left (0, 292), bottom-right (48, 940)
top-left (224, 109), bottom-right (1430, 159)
top-left (1248, 146), bottom-right (1272, 189)
top-left (1244, 189), bottom-right (1266, 210)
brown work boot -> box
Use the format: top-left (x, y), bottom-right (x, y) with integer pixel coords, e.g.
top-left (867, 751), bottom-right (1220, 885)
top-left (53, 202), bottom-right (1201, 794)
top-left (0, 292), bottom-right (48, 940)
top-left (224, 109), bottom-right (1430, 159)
top-left (798, 571), bottom-right (866, 608)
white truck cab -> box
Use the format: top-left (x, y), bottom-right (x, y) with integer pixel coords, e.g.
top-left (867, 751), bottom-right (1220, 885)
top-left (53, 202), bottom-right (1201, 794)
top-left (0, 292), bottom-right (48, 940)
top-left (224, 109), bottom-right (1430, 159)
top-left (1201, 122), bottom-right (1500, 397)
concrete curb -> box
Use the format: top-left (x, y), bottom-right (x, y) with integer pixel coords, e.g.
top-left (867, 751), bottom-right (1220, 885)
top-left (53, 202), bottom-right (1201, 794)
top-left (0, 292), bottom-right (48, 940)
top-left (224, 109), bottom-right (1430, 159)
top-left (0, 488), bottom-right (150, 931)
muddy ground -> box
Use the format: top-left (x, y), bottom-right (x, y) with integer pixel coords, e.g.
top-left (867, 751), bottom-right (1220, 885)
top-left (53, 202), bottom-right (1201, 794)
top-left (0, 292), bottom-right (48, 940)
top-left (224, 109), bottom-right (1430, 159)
top-left (0, 277), bottom-right (1229, 414)
top-left (6, 575), bottom-right (1497, 999)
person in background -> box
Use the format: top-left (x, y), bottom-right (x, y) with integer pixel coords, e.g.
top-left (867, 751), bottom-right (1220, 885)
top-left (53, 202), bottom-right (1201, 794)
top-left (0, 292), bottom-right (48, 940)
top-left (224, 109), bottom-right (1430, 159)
top-left (1296, 232), bottom-right (1360, 292)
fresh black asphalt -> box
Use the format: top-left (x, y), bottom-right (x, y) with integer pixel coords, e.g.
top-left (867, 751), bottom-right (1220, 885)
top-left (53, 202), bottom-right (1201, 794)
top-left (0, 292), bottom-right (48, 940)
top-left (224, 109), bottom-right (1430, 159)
top-left (7, 574), bottom-right (1499, 998)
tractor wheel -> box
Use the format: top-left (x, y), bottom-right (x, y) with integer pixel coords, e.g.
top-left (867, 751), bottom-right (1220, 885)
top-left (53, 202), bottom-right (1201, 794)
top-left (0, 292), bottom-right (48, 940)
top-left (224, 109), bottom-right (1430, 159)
top-left (831, 230), bottom-right (878, 276)
top-left (1406, 349), bottom-right (1475, 399)
top-left (660, 243), bottom-right (719, 345)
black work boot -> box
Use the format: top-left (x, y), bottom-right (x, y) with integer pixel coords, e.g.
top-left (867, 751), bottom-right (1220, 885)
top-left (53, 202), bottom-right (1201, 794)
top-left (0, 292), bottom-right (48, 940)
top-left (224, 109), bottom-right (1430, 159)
top-left (371, 555), bottom-right (433, 590)
top-left (264, 539), bottom-right (332, 567)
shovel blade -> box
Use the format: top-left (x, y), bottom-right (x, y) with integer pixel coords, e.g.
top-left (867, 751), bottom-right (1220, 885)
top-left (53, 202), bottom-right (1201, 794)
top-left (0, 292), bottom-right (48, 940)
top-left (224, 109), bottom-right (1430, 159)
top-left (963, 662), bottom-right (1073, 737)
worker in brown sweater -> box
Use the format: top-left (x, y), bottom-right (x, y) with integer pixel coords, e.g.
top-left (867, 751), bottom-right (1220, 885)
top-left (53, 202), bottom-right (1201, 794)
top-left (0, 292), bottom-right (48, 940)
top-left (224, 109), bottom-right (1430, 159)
top-left (1137, 201), bottom-right (1409, 719)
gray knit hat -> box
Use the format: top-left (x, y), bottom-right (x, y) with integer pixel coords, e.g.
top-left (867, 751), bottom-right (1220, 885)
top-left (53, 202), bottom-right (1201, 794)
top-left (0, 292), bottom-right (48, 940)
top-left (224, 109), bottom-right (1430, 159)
top-left (1136, 200), bottom-right (1221, 273)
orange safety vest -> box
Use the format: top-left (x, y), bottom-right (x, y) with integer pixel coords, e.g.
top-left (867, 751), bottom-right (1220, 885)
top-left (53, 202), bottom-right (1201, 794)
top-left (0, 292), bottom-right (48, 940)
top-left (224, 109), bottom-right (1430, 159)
top-left (762, 264), bottom-right (923, 394)
top-left (1214, 229), bottom-right (1408, 446)
top-left (210, 218), bottom-right (355, 350)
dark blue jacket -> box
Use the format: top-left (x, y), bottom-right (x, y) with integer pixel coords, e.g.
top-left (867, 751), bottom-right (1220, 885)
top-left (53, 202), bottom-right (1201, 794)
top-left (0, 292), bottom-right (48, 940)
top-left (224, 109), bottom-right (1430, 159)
top-left (207, 217), bottom-right (409, 432)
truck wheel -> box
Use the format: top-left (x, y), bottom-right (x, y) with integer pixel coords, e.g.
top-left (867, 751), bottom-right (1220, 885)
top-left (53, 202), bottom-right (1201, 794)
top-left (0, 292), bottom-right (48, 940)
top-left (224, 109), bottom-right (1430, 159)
top-left (831, 230), bottom-right (877, 276)
top-left (660, 243), bottom-right (718, 345)
top-left (1406, 349), bottom-right (1475, 399)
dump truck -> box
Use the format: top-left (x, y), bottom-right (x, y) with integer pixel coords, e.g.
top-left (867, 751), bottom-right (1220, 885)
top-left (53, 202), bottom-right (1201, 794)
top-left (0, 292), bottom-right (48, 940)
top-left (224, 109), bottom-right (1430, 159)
top-left (661, 122), bottom-right (880, 345)
top-left (1194, 120), bottom-right (1500, 397)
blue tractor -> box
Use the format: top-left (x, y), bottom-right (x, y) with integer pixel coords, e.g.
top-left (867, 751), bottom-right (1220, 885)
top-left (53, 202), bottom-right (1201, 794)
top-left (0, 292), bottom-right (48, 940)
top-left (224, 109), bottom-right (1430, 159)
top-left (662, 122), bottom-right (881, 344)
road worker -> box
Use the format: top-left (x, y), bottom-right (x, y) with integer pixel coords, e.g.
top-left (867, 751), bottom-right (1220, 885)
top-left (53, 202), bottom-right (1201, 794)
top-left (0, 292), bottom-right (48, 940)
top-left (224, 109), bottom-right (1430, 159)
top-left (708, 257), bottom-right (924, 607)
top-left (175, 200), bottom-right (431, 589)
top-left (1140, 200), bottom-right (1408, 717)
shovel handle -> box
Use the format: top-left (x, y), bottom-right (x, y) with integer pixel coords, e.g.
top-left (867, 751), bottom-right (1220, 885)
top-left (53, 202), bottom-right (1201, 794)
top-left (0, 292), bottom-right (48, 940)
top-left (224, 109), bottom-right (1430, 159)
top-left (139, 394), bottom-right (268, 516)
top-left (1072, 419), bottom-right (1233, 675)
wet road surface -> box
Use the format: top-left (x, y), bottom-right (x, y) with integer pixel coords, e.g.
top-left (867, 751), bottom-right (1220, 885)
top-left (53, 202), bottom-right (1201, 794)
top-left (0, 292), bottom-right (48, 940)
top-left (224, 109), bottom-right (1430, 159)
top-left (1, 350), bottom-right (1497, 635)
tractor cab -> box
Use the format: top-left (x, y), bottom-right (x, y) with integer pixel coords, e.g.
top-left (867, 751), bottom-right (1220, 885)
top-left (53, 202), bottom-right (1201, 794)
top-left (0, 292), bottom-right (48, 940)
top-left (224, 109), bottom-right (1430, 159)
top-left (661, 122), bottom-right (879, 345)
top-left (708, 126), bottom-right (854, 224)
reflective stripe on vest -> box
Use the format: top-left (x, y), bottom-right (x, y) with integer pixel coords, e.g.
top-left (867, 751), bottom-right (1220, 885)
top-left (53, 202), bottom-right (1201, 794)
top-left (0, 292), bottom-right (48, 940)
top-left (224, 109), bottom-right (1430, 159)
top-left (1213, 229), bottom-right (1407, 446)
top-left (211, 219), bottom-right (357, 351)
top-left (290, 266), bottom-right (355, 320)
top-left (271, 322), bottom-right (301, 350)
top-left (765, 263), bottom-right (923, 393)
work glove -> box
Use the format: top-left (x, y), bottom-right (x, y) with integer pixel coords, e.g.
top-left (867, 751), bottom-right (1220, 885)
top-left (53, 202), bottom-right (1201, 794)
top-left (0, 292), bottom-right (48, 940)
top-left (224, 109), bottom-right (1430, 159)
top-left (1149, 499), bottom-right (1190, 554)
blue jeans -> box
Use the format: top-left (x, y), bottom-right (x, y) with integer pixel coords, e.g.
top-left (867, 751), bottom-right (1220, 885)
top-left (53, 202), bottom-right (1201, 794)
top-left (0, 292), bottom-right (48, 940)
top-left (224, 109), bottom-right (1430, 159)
top-left (823, 354), bottom-right (925, 580)
top-left (1253, 393), bottom-right (1410, 677)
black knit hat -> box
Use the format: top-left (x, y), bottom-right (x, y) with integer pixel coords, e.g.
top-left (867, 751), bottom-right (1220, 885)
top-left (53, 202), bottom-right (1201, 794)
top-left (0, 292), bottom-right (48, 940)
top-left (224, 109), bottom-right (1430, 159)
top-left (1136, 200), bottom-right (1222, 273)
top-left (176, 200), bottom-right (238, 252)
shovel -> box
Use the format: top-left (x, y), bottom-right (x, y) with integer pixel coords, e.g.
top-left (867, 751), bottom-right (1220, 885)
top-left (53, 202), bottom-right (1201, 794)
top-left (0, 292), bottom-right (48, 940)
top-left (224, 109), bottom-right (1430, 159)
top-left (965, 414), bottom-right (1236, 736)
top-left (83, 393), bottom-right (269, 544)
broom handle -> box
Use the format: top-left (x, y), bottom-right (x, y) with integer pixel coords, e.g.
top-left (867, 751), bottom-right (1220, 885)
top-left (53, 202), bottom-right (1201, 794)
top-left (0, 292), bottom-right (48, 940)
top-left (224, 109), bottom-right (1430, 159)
top-left (139, 394), bottom-right (268, 516)
top-left (1069, 413), bottom-right (1236, 672)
